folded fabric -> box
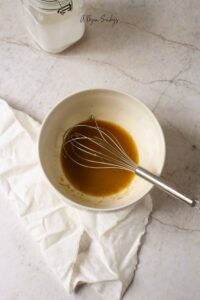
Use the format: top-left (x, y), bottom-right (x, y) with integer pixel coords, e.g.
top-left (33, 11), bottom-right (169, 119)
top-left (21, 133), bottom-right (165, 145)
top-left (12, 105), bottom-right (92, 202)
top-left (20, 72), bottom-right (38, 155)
top-left (0, 99), bottom-right (152, 300)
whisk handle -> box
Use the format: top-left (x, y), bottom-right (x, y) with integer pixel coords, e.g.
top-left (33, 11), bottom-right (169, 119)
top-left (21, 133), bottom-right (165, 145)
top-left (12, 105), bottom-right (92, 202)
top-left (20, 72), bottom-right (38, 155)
top-left (136, 167), bottom-right (196, 207)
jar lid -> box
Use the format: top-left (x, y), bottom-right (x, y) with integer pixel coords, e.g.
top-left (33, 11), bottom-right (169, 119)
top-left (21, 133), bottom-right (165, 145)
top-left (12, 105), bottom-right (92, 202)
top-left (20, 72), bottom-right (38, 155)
top-left (30, 0), bottom-right (73, 12)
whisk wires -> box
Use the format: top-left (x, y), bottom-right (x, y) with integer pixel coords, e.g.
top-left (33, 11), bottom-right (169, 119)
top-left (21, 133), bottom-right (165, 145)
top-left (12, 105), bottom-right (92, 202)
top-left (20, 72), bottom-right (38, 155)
top-left (62, 116), bottom-right (137, 173)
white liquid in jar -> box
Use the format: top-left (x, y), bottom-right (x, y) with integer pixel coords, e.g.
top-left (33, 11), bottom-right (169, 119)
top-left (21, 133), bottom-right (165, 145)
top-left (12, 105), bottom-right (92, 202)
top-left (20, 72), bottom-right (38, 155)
top-left (22, 0), bottom-right (85, 53)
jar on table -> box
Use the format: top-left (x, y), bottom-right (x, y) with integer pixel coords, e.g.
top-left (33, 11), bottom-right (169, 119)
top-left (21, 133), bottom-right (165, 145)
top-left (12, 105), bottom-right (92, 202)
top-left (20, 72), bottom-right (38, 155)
top-left (21, 0), bottom-right (85, 53)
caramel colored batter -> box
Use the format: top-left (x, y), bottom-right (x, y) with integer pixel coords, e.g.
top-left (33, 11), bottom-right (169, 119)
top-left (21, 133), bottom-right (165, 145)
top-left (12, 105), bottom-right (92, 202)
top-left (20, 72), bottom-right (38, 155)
top-left (61, 119), bottom-right (139, 196)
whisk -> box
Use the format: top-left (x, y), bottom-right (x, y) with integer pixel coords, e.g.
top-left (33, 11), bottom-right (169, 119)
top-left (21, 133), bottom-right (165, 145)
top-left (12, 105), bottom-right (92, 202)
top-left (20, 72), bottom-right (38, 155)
top-left (62, 116), bottom-right (199, 208)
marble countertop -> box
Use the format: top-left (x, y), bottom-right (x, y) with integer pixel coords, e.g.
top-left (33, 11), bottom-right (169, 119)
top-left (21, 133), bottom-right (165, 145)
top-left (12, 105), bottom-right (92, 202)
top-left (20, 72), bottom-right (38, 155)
top-left (1, 0), bottom-right (200, 299)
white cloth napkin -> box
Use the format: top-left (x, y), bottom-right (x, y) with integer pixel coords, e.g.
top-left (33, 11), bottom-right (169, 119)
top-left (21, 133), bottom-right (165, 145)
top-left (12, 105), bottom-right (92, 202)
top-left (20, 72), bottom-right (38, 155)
top-left (0, 99), bottom-right (152, 300)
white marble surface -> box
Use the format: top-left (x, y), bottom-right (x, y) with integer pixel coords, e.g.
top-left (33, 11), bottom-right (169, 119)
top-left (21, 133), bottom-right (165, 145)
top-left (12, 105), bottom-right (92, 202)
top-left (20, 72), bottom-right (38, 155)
top-left (0, 0), bottom-right (200, 299)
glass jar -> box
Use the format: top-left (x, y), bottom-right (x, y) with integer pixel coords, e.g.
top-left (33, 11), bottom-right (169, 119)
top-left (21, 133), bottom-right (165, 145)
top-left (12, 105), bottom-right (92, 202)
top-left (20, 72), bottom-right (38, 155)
top-left (21, 0), bottom-right (85, 53)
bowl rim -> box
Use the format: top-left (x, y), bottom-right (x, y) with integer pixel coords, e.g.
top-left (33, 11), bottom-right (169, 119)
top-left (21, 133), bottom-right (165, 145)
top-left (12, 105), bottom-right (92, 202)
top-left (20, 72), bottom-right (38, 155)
top-left (38, 88), bottom-right (166, 212)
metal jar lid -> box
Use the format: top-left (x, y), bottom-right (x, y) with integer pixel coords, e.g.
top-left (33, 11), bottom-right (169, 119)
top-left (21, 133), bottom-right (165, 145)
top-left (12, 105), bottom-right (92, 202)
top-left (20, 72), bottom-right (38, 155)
top-left (29, 0), bottom-right (73, 13)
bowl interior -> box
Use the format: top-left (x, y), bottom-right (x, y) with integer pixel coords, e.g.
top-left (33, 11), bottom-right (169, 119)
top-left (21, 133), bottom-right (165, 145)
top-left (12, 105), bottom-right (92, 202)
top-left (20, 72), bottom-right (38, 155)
top-left (39, 89), bottom-right (165, 211)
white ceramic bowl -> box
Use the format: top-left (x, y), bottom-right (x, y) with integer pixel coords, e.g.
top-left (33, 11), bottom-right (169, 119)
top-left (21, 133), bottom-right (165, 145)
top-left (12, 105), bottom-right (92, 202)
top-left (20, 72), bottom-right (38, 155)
top-left (38, 89), bottom-right (166, 211)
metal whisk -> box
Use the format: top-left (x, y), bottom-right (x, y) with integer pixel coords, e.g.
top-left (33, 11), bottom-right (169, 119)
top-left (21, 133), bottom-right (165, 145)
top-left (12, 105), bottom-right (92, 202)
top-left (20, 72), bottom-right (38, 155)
top-left (62, 117), bottom-right (199, 208)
